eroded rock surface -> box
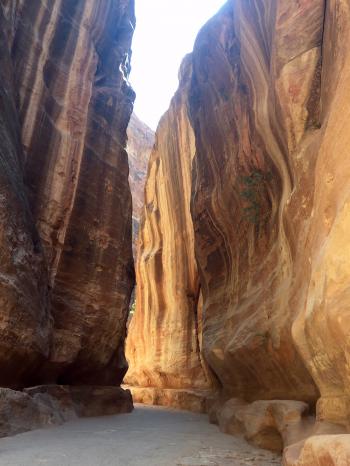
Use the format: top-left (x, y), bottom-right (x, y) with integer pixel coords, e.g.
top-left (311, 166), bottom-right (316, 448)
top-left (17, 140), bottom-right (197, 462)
top-left (189, 0), bottom-right (350, 455)
top-left (189, 0), bottom-right (321, 404)
top-left (0, 388), bottom-right (62, 438)
top-left (127, 114), bottom-right (154, 254)
top-left (212, 398), bottom-right (313, 453)
top-left (283, 436), bottom-right (350, 466)
top-left (127, 0), bottom-right (350, 460)
top-left (125, 56), bottom-right (212, 402)
top-left (126, 386), bottom-right (211, 414)
top-left (0, 385), bottom-right (133, 438)
top-left (0, 0), bottom-right (135, 387)
top-left (0, 1), bottom-right (51, 389)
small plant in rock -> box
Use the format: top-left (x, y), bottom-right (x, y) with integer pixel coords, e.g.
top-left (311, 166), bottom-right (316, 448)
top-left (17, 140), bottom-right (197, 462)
top-left (129, 300), bottom-right (136, 318)
top-left (239, 169), bottom-right (272, 225)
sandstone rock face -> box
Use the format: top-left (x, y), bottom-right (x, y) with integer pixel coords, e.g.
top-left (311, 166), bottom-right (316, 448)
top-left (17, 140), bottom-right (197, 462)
top-left (126, 386), bottom-right (210, 414)
top-left (127, 114), bottom-right (154, 254)
top-left (125, 56), bottom-right (212, 398)
top-left (189, 0), bottom-right (321, 404)
top-left (212, 398), bottom-right (313, 453)
top-left (127, 0), bottom-right (350, 458)
top-left (0, 0), bottom-right (135, 387)
top-left (283, 436), bottom-right (350, 466)
top-left (0, 2), bottom-right (51, 388)
top-left (189, 0), bottom-right (350, 435)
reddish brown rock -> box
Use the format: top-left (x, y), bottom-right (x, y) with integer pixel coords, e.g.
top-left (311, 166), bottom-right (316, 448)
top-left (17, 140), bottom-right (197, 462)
top-left (125, 56), bottom-right (212, 402)
top-left (127, 114), bottom-right (154, 254)
top-left (0, 0), bottom-right (135, 387)
top-left (189, 0), bottom-right (321, 404)
top-left (0, 2), bottom-right (51, 388)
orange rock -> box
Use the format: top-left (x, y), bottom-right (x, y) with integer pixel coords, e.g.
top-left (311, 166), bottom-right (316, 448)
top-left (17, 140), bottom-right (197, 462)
top-left (125, 386), bottom-right (211, 414)
top-left (125, 56), bottom-right (213, 397)
top-left (127, 0), bottom-right (350, 457)
top-left (283, 435), bottom-right (350, 466)
top-left (214, 399), bottom-right (313, 453)
top-left (189, 0), bottom-right (321, 404)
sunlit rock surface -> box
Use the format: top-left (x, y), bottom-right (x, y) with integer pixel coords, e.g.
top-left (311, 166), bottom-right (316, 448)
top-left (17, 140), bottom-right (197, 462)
top-left (128, 0), bottom-right (350, 459)
top-left (127, 114), bottom-right (154, 255)
top-left (125, 56), bottom-right (213, 402)
top-left (189, 0), bottom-right (350, 435)
top-left (0, 0), bottom-right (135, 387)
top-left (189, 0), bottom-right (321, 405)
top-left (283, 435), bottom-right (350, 466)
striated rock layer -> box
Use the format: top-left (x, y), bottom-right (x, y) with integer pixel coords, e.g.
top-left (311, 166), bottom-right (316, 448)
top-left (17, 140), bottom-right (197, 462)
top-left (189, 0), bottom-right (350, 440)
top-left (127, 114), bottom-right (154, 255)
top-left (189, 0), bottom-right (322, 404)
top-left (128, 0), bottom-right (350, 459)
top-left (0, 0), bottom-right (135, 388)
top-left (0, 0), bottom-right (51, 388)
top-left (125, 56), bottom-right (212, 398)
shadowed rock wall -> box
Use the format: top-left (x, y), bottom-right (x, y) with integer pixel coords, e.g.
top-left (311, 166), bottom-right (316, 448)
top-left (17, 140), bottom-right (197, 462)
top-left (0, 2), bottom-right (51, 388)
top-left (0, 0), bottom-right (135, 387)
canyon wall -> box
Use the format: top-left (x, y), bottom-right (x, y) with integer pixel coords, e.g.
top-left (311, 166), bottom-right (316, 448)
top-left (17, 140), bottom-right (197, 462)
top-left (0, 1), bottom-right (51, 388)
top-left (189, 0), bottom-right (322, 404)
top-left (125, 56), bottom-right (212, 410)
top-left (127, 114), bottom-right (154, 254)
top-left (128, 0), bottom-right (350, 460)
top-left (0, 0), bottom-right (135, 388)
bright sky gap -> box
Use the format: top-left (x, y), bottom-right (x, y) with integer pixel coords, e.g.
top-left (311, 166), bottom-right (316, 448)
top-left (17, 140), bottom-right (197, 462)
top-left (129, 0), bottom-right (225, 130)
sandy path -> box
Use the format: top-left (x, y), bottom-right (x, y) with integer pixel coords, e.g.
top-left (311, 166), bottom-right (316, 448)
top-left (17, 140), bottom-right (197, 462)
top-left (0, 405), bottom-right (281, 466)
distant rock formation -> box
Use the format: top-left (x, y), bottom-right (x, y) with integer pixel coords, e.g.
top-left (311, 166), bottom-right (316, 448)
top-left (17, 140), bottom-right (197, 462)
top-left (125, 57), bottom-right (213, 409)
top-left (127, 114), bottom-right (154, 255)
top-left (0, 0), bottom-right (135, 388)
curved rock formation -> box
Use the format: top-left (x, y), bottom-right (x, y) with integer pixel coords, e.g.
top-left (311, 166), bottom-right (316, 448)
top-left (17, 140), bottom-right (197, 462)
top-left (0, 0), bottom-right (135, 387)
top-left (127, 0), bottom-right (350, 459)
top-left (189, 0), bottom-right (322, 403)
top-left (127, 114), bottom-right (154, 255)
top-left (125, 56), bottom-right (212, 401)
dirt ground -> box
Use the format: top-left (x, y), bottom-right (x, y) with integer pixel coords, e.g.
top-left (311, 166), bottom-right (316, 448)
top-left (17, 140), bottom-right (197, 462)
top-left (0, 405), bottom-right (281, 466)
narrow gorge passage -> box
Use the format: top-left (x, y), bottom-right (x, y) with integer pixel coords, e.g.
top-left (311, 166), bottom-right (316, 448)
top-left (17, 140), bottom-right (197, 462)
top-left (0, 406), bottom-right (280, 466)
top-left (2, 0), bottom-right (350, 465)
